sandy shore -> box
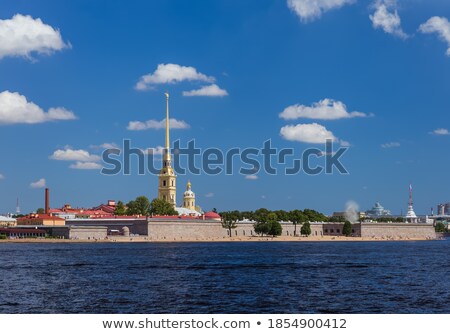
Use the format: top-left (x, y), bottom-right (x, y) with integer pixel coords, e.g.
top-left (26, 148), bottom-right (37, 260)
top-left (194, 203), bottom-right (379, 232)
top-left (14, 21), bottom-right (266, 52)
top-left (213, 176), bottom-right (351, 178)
top-left (0, 235), bottom-right (437, 243)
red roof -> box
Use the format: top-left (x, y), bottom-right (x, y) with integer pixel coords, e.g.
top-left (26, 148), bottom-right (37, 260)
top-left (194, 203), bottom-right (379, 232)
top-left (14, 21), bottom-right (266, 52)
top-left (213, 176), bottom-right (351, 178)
top-left (17, 214), bottom-right (64, 221)
top-left (204, 211), bottom-right (221, 218)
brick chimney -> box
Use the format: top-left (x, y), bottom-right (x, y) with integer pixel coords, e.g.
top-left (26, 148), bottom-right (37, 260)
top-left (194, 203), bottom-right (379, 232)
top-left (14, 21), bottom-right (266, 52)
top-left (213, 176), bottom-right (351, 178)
top-left (45, 188), bottom-right (50, 214)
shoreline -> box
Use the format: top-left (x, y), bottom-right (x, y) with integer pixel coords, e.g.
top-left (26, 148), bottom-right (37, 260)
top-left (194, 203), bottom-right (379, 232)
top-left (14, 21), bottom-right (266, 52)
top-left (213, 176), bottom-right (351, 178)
top-left (0, 235), bottom-right (440, 243)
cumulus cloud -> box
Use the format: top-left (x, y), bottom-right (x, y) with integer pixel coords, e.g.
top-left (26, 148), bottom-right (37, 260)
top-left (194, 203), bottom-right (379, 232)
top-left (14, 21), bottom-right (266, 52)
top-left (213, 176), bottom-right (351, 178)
top-left (419, 16), bottom-right (450, 56)
top-left (142, 146), bottom-right (165, 155)
top-left (287, 0), bottom-right (355, 22)
top-left (0, 91), bottom-right (76, 125)
top-left (30, 178), bottom-right (46, 189)
top-left (90, 143), bottom-right (118, 150)
top-left (135, 63), bottom-right (215, 90)
top-left (245, 175), bottom-right (258, 180)
top-left (381, 141), bottom-right (400, 148)
top-left (127, 118), bottom-right (190, 131)
top-left (369, 0), bottom-right (408, 39)
top-left (280, 123), bottom-right (348, 144)
top-left (0, 14), bottom-right (69, 59)
top-left (69, 162), bottom-right (102, 170)
top-left (430, 128), bottom-right (450, 135)
top-left (182, 84), bottom-right (228, 97)
top-left (50, 148), bottom-right (101, 162)
top-left (279, 98), bottom-right (369, 120)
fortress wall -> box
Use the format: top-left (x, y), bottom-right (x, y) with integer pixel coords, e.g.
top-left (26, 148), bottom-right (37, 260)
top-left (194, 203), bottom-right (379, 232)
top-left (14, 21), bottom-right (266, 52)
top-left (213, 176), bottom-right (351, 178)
top-left (232, 223), bottom-right (324, 237)
top-left (148, 221), bottom-right (228, 240)
top-left (360, 223), bottom-right (436, 239)
top-left (124, 221), bottom-right (435, 240)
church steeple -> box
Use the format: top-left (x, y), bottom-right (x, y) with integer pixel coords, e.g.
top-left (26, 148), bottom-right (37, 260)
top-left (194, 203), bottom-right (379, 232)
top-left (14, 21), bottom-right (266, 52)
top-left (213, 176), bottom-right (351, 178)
top-left (183, 180), bottom-right (196, 211)
top-left (164, 92), bottom-right (171, 162)
top-left (158, 92), bottom-right (177, 207)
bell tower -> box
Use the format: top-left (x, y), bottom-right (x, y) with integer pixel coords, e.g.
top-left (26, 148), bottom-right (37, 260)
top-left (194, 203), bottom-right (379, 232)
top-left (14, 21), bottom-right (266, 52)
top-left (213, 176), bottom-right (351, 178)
top-left (158, 92), bottom-right (177, 207)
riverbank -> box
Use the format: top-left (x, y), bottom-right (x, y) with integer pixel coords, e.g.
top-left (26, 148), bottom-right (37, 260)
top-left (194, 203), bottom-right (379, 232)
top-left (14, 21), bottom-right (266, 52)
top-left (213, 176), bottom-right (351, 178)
top-left (0, 235), bottom-right (439, 243)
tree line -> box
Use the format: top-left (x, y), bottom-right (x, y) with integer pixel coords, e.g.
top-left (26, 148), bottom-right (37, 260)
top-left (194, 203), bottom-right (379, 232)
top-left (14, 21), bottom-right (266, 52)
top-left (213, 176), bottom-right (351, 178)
top-left (219, 207), bottom-right (340, 237)
top-left (114, 196), bottom-right (178, 216)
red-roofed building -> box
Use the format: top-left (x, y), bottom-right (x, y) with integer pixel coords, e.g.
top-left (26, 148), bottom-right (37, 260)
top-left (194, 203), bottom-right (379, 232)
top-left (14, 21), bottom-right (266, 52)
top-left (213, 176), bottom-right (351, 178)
top-left (17, 214), bottom-right (65, 226)
top-left (204, 211), bottom-right (221, 221)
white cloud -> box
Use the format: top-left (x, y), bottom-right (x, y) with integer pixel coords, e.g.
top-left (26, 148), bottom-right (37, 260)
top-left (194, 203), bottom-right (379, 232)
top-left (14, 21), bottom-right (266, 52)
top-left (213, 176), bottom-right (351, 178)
top-left (135, 63), bottom-right (215, 90)
top-left (0, 14), bottom-right (69, 59)
top-left (279, 98), bottom-right (369, 120)
top-left (280, 123), bottom-right (348, 144)
top-left (69, 162), bottom-right (102, 170)
top-left (205, 192), bottom-right (215, 198)
top-left (430, 128), bottom-right (450, 135)
top-left (50, 148), bottom-right (100, 162)
top-left (419, 16), bottom-right (450, 56)
top-left (0, 91), bottom-right (76, 124)
top-left (287, 0), bottom-right (355, 22)
top-left (369, 1), bottom-right (408, 39)
top-left (0, 174), bottom-right (4, 180)
top-left (30, 178), bottom-right (46, 189)
top-left (142, 146), bottom-right (165, 155)
top-left (127, 118), bottom-right (190, 131)
top-left (381, 141), bottom-right (400, 148)
top-left (182, 84), bottom-right (228, 97)
top-left (90, 143), bottom-right (118, 150)
top-left (245, 175), bottom-right (258, 180)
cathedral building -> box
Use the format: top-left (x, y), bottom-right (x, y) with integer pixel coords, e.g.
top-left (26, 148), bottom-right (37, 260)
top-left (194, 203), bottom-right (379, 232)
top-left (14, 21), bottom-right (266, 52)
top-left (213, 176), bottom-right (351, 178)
top-left (157, 93), bottom-right (202, 216)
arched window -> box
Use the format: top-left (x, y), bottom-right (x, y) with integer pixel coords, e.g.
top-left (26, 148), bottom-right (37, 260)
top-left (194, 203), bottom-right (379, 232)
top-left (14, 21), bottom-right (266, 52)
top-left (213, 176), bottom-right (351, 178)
top-left (163, 180), bottom-right (166, 187)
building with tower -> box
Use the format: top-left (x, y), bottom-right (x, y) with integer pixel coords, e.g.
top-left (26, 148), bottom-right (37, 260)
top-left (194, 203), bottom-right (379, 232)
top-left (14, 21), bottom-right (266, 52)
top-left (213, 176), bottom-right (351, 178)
top-left (158, 92), bottom-right (177, 207)
top-left (156, 93), bottom-right (202, 217)
top-left (183, 181), bottom-right (196, 211)
top-left (405, 184), bottom-right (418, 223)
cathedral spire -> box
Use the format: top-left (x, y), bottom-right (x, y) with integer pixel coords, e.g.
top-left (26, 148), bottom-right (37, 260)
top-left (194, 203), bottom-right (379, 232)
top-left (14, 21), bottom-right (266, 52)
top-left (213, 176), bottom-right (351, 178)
top-left (164, 92), bottom-right (171, 161)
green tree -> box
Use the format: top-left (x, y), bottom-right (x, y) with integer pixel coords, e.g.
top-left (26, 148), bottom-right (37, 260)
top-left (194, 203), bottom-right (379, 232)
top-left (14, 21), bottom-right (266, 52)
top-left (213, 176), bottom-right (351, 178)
top-left (149, 198), bottom-right (178, 216)
top-left (114, 201), bottom-right (126, 215)
top-left (254, 208), bottom-right (270, 223)
top-left (212, 207), bottom-right (218, 213)
top-left (36, 208), bottom-right (45, 214)
top-left (290, 209), bottom-right (306, 236)
top-left (343, 221), bottom-right (352, 236)
top-left (126, 196), bottom-right (151, 216)
top-left (267, 212), bottom-right (282, 237)
top-left (254, 222), bottom-right (269, 236)
top-left (300, 221), bottom-right (312, 237)
top-left (303, 209), bottom-right (327, 222)
top-left (435, 221), bottom-right (446, 233)
top-left (221, 212), bottom-right (237, 237)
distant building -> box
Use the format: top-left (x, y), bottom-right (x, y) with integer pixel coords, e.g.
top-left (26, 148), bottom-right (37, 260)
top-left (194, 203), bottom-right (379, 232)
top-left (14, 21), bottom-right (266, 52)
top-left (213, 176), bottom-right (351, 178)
top-left (366, 202), bottom-right (391, 217)
top-left (0, 215), bottom-right (16, 227)
top-left (17, 214), bottom-right (65, 226)
top-left (436, 203), bottom-right (450, 216)
top-left (405, 184), bottom-right (418, 223)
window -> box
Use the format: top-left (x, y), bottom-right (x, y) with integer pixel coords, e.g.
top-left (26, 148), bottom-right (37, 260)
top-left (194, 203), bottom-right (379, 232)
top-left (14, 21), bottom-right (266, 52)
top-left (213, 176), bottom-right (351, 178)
top-left (163, 180), bottom-right (166, 187)
top-left (325, 229), bottom-right (328, 233)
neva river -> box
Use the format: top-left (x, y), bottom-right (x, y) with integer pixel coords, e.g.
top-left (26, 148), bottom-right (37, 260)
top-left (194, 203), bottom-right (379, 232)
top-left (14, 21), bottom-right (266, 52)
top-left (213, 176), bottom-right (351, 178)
top-left (0, 239), bottom-right (449, 313)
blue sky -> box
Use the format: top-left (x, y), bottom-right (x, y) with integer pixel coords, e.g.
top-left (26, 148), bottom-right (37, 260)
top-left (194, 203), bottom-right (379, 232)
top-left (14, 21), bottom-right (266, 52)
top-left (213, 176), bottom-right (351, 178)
top-left (0, 0), bottom-right (449, 215)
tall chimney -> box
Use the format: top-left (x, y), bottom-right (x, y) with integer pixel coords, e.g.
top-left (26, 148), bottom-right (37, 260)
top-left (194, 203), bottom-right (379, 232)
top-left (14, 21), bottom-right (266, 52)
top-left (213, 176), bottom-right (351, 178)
top-left (45, 188), bottom-right (50, 214)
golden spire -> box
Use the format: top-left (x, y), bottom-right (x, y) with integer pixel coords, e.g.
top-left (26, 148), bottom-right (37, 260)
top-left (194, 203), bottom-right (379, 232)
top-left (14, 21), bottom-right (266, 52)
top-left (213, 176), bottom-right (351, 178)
top-left (164, 92), bottom-right (171, 161)
top-left (187, 180), bottom-right (191, 190)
